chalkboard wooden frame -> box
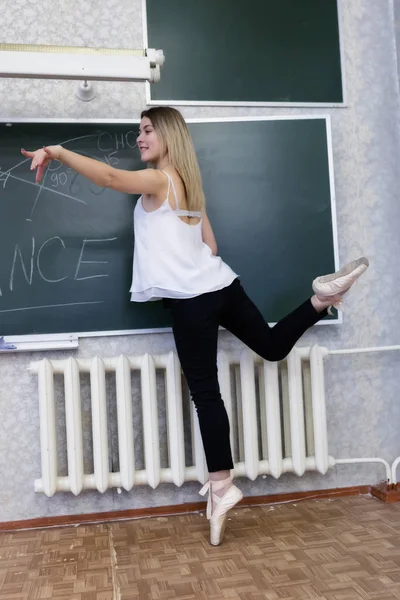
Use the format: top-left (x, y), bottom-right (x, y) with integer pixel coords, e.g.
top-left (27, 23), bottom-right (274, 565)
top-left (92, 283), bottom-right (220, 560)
top-left (1, 115), bottom-right (340, 352)
top-left (143, 0), bottom-right (347, 108)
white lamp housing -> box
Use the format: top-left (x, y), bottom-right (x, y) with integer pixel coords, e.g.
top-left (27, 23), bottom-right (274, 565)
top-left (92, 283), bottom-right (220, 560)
top-left (0, 44), bottom-right (165, 83)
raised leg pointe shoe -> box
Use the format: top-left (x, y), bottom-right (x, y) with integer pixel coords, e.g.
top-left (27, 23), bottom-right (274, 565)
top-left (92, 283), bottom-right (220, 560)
top-left (312, 256), bottom-right (369, 312)
top-left (199, 479), bottom-right (243, 546)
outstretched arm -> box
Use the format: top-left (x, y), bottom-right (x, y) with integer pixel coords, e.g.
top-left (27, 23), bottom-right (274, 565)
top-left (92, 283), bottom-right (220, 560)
top-left (21, 145), bottom-right (165, 196)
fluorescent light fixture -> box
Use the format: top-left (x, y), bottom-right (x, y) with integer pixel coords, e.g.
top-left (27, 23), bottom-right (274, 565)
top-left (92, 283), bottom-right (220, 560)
top-left (0, 44), bottom-right (165, 82)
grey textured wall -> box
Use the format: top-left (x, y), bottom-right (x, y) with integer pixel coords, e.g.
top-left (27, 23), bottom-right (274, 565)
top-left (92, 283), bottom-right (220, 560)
top-left (1, 0), bottom-right (400, 522)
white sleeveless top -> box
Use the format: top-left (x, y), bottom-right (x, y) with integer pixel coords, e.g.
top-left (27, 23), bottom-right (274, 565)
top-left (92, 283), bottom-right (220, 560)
top-left (130, 171), bottom-right (237, 302)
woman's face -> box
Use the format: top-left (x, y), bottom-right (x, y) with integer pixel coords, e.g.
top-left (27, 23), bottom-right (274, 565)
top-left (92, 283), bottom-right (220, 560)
top-left (137, 117), bottom-right (163, 163)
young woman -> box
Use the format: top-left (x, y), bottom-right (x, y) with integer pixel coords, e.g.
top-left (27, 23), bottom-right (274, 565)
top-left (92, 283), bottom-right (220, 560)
top-left (22, 107), bottom-right (369, 546)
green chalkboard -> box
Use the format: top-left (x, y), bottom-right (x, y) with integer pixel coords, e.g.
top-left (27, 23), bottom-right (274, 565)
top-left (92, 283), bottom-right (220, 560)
top-left (146, 0), bottom-right (343, 104)
top-left (0, 118), bottom-right (337, 337)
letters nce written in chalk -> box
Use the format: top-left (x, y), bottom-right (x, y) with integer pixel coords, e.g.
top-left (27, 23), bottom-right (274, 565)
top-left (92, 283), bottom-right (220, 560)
top-left (0, 236), bottom-right (118, 300)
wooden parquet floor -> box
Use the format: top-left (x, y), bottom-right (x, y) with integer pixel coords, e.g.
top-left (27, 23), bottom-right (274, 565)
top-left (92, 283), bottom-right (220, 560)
top-left (1, 496), bottom-right (400, 599)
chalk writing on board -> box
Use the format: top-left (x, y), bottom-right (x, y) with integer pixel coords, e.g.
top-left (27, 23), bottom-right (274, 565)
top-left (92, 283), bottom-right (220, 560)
top-left (97, 131), bottom-right (138, 152)
top-left (0, 134), bottom-right (101, 221)
top-left (74, 238), bottom-right (118, 281)
top-left (0, 131), bottom-right (139, 223)
top-left (2, 235), bottom-right (118, 296)
top-left (36, 237), bottom-right (68, 283)
top-left (0, 168), bottom-right (10, 188)
top-left (0, 129), bottom-right (138, 323)
top-left (0, 301), bottom-right (104, 314)
top-left (1, 172), bottom-right (86, 205)
top-left (50, 172), bottom-right (68, 187)
top-left (9, 238), bottom-right (35, 291)
top-left (27, 168), bottom-right (49, 222)
top-left (103, 151), bottom-right (119, 166)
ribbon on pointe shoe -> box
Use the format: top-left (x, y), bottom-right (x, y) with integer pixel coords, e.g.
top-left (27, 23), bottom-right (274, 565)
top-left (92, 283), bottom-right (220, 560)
top-left (328, 298), bottom-right (343, 316)
top-left (199, 477), bottom-right (233, 519)
top-left (199, 481), bottom-right (212, 519)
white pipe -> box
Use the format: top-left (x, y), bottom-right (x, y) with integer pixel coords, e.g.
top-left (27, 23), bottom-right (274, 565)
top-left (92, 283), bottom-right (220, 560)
top-left (280, 362), bottom-right (291, 460)
top-left (115, 355), bottom-right (135, 491)
top-left (258, 365), bottom-right (268, 459)
top-left (235, 365), bottom-right (245, 462)
top-left (90, 357), bottom-right (109, 493)
top-left (165, 352), bottom-right (185, 487)
top-left (38, 359), bottom-right (57, 498)
top-left (34, 455), bottom-right (393, 493)
top-left (327, 345), bottom-right (400, 356)
top-left (287, 350), bottom-right (306, 476)
top-left (141, 354), bottom-right (160, 489)
top-left (29, 344), bottom-right (400, 374)
top-left (391, 456), bottom-right (400, 484)
top-left (36, 457), bottom-right (337, 493)
top-left (240, 350), bottom-right (259, 480)
top-left (190, 401), bottom-right (207, 485)
top-left (263, 362), bottom-right (283, 479)
top-left (334, 457), bottom-right (392, 483)
top-left (64, 357), bottom-right (83, 496)
top-left (310, 346), bottom-right (330, 475)
top-left (217, 351), bottom-right (235, 460)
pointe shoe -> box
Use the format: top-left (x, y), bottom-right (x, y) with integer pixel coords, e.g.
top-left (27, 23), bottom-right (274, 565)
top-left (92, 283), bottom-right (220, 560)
top-left (312, 257), bottom-right (369, 311)
top-left (199, 480), bottom-right (243, 546)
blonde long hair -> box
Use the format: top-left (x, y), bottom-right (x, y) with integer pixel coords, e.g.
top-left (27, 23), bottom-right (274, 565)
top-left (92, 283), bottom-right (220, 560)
top-left (141, 107), bottom-right (206, 212)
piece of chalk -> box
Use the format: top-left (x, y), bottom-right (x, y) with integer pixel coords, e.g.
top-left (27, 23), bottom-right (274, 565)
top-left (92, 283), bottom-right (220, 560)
top-left (0, 336), bottom-right (17, 350)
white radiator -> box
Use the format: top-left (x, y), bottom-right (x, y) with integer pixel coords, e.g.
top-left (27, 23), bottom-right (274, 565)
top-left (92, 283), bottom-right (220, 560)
top-left (29, 345), bottom-right (334, 497)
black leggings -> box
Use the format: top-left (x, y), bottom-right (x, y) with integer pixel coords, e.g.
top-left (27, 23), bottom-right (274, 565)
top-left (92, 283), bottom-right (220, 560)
top-left (164, 278), bottom-right (327, 472)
